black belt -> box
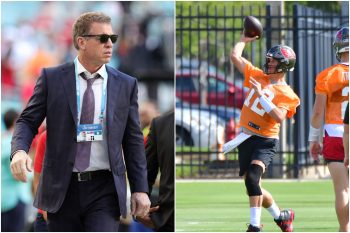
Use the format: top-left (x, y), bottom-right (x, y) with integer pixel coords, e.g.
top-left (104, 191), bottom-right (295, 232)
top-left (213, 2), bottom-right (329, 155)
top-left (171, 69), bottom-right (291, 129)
top-left (72, 170), bottom-right (111, 182)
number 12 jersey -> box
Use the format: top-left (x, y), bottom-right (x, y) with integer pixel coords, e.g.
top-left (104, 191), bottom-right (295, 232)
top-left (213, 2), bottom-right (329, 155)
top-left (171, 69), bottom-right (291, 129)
top-left (240, 62), bottom-right (300, 138)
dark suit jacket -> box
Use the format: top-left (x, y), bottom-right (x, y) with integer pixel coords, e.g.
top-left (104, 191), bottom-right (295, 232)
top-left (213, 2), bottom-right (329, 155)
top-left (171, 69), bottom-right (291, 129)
top-left (146, 110), bottom-right (174, 231)
top-left (11, 62), bottom-right (148, 217)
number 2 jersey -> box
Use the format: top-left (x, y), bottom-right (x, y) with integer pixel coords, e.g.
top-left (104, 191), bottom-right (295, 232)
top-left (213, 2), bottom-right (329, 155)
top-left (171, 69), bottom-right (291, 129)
top-left (240, 62), bottom-right (300, 138)
top-left (315, 63), bottom-right (349, 137)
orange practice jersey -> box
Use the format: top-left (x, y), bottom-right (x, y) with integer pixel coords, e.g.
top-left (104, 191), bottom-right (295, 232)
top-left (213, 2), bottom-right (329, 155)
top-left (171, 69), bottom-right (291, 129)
top-left (240, 62), bottom-right (300, 138)
top-left (315, 63), bottom-right (349, 124)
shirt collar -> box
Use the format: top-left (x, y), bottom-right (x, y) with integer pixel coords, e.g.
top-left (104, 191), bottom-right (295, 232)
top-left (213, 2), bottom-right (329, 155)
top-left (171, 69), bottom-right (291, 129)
top-left (76, 57), bottom-right (108, 79)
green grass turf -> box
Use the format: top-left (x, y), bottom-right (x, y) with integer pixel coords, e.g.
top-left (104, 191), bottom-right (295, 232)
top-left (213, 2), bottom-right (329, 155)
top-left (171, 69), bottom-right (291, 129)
top-left (176, 180), bottom-right (338, 232)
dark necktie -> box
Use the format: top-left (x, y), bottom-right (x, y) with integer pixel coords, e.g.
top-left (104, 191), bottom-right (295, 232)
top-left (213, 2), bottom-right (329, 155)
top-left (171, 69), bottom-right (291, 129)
top-left (75, 72), bottom-right (99, 171)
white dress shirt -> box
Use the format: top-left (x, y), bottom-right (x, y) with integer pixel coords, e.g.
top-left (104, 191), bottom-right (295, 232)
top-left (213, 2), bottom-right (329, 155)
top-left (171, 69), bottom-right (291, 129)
top-left (74, 58), bottom-right (110, 172)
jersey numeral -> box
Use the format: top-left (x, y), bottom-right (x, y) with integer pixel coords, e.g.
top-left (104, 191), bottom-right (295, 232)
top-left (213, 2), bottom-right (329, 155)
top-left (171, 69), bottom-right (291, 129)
top-left (341, 86), bottom-right (349, 119)
top-left (244, 89), bottom-right (275, 116)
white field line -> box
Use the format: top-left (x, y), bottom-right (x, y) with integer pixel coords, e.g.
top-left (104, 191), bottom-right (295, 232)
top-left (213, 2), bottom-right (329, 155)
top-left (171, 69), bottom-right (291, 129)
top-left (176, 178), bottom-right (331, 183)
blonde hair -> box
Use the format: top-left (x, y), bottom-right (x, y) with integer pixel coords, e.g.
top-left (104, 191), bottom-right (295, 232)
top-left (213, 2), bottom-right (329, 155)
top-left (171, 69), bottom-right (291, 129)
top-left (72, 12), bottom-right (111, 50)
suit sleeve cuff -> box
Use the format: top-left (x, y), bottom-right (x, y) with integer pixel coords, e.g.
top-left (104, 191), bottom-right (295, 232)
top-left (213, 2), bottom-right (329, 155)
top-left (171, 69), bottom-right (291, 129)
top-left (10, 150), bottom-right (27, 161)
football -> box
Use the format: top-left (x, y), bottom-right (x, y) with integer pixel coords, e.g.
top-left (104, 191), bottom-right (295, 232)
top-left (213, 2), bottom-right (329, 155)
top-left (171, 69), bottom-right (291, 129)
top-left (244, 16), bottom-right (263, 39)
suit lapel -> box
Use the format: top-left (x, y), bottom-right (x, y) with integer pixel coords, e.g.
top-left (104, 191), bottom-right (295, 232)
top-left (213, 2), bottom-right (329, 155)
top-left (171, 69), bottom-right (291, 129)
top-left (106, 66), bottom-right (122, 131)
top-left (60, 64), bottom-right (122, 128)
top-left (61, 63), bottom-right (77, 125)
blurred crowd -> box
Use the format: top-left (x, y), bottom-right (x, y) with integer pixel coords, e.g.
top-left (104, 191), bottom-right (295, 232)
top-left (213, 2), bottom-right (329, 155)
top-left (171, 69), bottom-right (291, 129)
top-left (2, 1), bottom-right (174, 106)
top-left (1, 1), bottom-right (174, 231)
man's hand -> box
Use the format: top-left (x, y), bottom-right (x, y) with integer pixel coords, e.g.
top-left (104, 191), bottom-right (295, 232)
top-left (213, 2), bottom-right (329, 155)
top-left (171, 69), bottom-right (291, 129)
top-left (10, 151), bottom-right (32, 182)
top-left (344, 156), bottom-right (349, 168)
top-left (43, 211), bottom-right (48, 221)
top-left (130, 192), bottom-right (151, 217)
top-left (309, 141), bottom-right (322, 161)
top-left (249, 77), bottom-right (263, 97)
top-left (136, 206), bottom-right (159, 229)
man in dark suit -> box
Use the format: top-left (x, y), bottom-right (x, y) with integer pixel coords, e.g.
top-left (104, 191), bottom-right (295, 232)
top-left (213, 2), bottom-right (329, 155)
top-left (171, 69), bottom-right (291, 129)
top-left (10, 12), bottom-right (150, 231)
top-left (137, 110), bottom-right (174, 231)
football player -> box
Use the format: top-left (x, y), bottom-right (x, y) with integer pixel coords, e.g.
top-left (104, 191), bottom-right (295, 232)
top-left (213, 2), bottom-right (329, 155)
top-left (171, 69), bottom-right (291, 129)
top-left (343, 103), bottom-right (349, 168)
top-left (231, 33), bottom-right (300, 232)
top-left (309, 26), bottom-right (349, 232)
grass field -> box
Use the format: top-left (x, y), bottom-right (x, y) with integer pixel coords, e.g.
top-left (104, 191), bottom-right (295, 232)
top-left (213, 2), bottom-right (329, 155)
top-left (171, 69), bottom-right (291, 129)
top-left (176, 180), bottom-right (338, 232)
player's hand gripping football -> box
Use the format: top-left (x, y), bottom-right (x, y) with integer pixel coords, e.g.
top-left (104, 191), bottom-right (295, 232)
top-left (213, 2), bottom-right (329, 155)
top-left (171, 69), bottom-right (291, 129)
top-left (240, 32), bottom-right (258, 43)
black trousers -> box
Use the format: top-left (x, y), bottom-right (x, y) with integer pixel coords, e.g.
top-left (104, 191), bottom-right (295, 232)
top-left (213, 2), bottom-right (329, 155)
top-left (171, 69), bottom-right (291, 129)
top-left (1, 200), bottom-right (26, 232)
top-left (157, 212), bottom-right (174, 232)
top-left (47, 171), bottom-right (120, 232)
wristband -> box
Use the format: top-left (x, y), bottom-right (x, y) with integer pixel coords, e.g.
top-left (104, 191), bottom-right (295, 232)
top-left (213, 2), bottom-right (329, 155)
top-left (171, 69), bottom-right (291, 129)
top-left (308, 125), bottom-right (321, 142)
top-left (259, 95), bottom-right (276, 113)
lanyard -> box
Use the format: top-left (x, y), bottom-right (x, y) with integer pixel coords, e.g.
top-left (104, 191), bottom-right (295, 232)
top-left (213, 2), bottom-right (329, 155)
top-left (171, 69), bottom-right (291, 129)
top-left (74, 58), bottom-right (108, 124)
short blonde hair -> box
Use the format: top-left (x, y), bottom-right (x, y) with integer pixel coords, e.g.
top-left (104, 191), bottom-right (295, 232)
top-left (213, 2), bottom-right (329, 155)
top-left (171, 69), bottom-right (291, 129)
top-left (72, 12), bottom-right (111, 50)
